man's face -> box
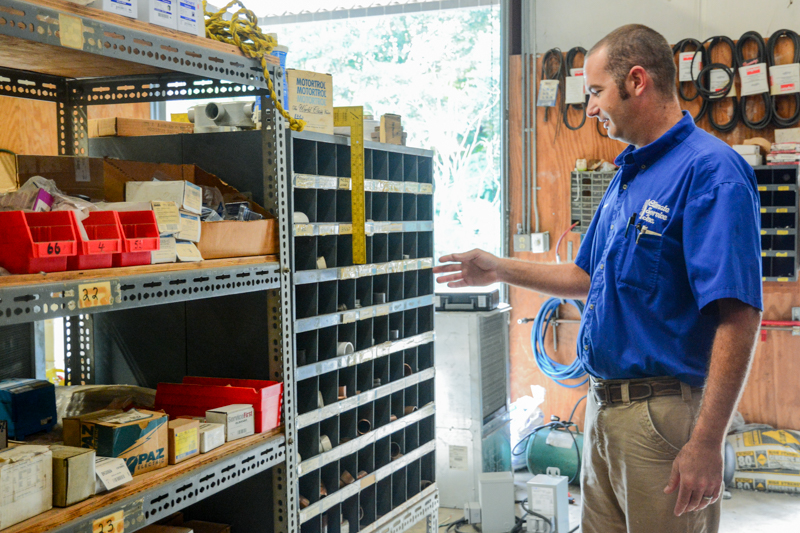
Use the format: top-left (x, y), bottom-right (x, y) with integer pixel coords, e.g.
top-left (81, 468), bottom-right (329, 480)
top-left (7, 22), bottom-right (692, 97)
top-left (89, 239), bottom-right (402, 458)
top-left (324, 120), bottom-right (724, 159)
top-left (584, 48), bottom-right (633, 143)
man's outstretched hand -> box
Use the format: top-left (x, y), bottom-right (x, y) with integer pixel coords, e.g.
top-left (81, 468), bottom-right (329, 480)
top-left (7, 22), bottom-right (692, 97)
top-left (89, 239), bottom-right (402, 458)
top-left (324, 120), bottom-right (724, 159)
top-left (432, 249), bottom-right (500, 288)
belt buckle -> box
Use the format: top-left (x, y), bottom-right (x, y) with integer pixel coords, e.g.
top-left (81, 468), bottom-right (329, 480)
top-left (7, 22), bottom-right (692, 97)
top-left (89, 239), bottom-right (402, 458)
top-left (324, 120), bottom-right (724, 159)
top-left (593, 381), bottom-right (611, 407)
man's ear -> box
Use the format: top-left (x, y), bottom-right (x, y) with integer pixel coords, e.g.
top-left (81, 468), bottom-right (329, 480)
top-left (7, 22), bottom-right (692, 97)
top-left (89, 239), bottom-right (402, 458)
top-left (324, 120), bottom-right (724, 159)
top-left (627, 66), bottom-right (648, 96)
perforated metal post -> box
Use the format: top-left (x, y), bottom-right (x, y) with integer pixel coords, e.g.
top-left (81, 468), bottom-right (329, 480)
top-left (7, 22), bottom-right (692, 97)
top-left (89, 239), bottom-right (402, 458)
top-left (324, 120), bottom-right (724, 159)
top-left (63, 314), bottom-right (94, 385)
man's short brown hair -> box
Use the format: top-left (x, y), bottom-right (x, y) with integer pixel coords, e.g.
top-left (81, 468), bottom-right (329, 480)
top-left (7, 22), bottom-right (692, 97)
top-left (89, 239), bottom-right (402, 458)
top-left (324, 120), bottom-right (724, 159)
top-left (588, 24), bottom-right (677, 100)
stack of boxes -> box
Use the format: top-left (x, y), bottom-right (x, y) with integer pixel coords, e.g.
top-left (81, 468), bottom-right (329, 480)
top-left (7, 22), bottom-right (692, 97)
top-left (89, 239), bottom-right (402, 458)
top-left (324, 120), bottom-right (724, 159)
top-left (767, 142), bottom-right (800, 166)
top-left (87, 0), bottom-right (205, 37)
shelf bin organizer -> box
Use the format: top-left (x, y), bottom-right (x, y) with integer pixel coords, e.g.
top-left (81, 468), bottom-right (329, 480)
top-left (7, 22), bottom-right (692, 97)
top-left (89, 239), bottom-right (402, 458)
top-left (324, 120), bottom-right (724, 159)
top-left (113, 210), bottom-right (160, 267)
top-left (155, 376), bottom-right (284, 433)
top-left (0, 210), bottom-right (80, 274)
top-left (67, 211), bottom-right (124, 270)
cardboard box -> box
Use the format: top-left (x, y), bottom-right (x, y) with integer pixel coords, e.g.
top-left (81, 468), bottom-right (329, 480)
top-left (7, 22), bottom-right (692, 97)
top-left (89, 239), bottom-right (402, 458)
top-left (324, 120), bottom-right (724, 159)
top-left (0, 379), bottom-right (57, 440)
top-left (731, 469), bottom-right (800, 494)
top-left (0, 420), bottom-right (7, 450)
top-left (50, 445), bottom-right (96, 507)
top-left (775, 127), bottom-right (800, 144)
top-left (168, 419), bottom-right (200, 465)
top-left (63, 409), bottom-right (168, 476)
top-left (206, 405), bottom-right (254, 442)
top-left (89, 0), bottom-right (138, 19)
top-left (184, 521), bottom-right (231, 533)
top-left (177, 0), bottom-right (205, 37)
top-left (178, 211), bottom-right (202, 242)
top-left (287, 69), bottom-right (333, 135)
top-left (380, 114), bottom-right (403, 145)
top-left (0, 445), bottom-right (53, 529)
top-left (728, 428), bottom-right (800, 471)
top-left (152, 236), bottom-right (178, 264)
top-left (197, 219), bottom-right (278, 259)
top-left (152, 201), bottom-right (182, 235)
top-left (137, 0), bottom-right (177, 29)
top-left (89, 118), bottom-right (193, 138)
top-left (733, 144), bottom-right (761, 156)
top-left (198, 422), bottom-right (225, 453)
top-left (126, 180), bottom-right (203, 215)
top-left (11, 156), bottom-right (252, 208)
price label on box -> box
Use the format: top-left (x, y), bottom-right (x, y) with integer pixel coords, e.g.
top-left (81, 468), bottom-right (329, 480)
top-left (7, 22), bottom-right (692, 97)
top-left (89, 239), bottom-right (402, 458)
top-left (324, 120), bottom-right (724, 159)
top-left (93, 510), bottom-right (124, 533)
top-left (78, 281), bottom-right (113, 309)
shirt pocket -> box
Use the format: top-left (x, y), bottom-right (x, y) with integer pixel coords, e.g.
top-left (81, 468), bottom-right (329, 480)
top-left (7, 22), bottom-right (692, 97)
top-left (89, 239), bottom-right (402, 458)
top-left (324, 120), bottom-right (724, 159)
top-left (617, 231), bottom-right (663, 292)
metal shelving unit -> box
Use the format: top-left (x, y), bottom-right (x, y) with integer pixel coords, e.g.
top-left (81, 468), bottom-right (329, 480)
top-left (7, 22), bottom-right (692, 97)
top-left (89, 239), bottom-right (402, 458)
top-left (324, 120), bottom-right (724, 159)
top-left (289, 135), bottom-right (438, 533)
top-left (0, 1), bottom-right (438, 532)
top-left (755, 165), bottom-right (799, 282)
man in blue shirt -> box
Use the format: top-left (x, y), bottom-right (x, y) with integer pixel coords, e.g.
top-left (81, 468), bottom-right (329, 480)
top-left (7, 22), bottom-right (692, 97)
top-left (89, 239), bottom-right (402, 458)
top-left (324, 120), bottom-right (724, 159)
top-left (434, 24), bottom-right (762, 533)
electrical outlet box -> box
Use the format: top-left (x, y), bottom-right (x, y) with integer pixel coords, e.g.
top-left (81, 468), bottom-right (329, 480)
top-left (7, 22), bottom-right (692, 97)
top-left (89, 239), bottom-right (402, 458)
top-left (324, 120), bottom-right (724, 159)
top-left (513, 233), bottom-right (532, 252)
top-left (527, 475), bottom-right (569, 533)
top-left (464, 502), bottom-right (481, 524)
top-left (531, 232), bottom-right (550, 254)
top-left (479, 472), bottom-right (515, 533)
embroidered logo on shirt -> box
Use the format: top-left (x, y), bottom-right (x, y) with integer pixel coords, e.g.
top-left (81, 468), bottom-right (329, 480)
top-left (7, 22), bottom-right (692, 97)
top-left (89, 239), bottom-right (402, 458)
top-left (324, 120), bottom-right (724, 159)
top-left (640, 199), bottom-right (670, 224)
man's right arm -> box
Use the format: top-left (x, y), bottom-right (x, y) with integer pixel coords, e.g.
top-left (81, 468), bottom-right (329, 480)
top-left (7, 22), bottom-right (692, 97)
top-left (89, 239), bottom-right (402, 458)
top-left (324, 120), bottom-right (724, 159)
top-left (432, 249), bottom-right (591, 299)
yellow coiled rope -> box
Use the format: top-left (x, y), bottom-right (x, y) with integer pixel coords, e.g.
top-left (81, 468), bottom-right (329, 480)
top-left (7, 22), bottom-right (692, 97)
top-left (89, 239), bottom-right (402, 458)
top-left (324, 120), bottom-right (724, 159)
top-left (202, 0), bottom-right (306, 131)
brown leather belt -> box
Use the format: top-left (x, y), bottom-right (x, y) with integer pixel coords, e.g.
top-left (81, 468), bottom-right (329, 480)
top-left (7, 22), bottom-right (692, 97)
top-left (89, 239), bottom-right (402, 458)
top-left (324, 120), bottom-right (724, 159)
top-left (590, 377), bottom-right (687, 406)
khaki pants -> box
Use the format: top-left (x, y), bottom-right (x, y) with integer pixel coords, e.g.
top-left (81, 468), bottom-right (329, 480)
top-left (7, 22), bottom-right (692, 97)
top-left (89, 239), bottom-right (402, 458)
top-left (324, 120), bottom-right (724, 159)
top-left (580, 383), bottom-right (721, 533)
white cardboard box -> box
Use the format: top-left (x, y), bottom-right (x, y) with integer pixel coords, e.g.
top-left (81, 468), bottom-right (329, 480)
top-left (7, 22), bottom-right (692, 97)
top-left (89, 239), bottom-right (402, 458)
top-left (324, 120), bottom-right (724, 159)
top-left (206, 404), bottom-right (254, 442)
top-left (50, 445), bottom-right (96, 507)
top-left (138, 0), bottom-right (177, 29)
top-left (178, 211), bottom-right (202, 242)
top-left (177, 0), bottom-right (205, 37)
top-left (740, 153), bottom-right (763, 167)
top-left (0, 445), bottom-right (53, 529)
top-left (126, 181), bottom-right (203, 215)
top-left (152, 237), bottom-right (178, 264)
top-left (198, 422), bottom-right (226, 453)
top-left (90, 0), bottom-right (138, 18)
top-left (775, 127), bottom-right (800, 144)
top-left (733, 144), bottom-right (761, 156)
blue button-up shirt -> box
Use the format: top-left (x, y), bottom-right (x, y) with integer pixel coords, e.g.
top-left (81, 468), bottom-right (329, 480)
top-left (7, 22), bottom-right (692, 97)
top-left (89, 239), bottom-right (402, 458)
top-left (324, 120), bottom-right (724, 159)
top-left (574, 111), bottom-right (763, 387)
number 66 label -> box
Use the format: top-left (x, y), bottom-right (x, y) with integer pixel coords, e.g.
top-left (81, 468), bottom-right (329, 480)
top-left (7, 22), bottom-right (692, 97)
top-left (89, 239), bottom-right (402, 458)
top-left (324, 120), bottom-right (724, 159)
top-left (93, 510), bottom-right (124, 533)
top-left (78, 281), bottom-right (113, 309)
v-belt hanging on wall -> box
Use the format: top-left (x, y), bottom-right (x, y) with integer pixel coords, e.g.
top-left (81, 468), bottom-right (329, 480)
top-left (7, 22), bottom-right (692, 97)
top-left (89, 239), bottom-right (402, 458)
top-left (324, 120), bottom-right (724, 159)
top-left (563, 47), bottom-right (588, 131)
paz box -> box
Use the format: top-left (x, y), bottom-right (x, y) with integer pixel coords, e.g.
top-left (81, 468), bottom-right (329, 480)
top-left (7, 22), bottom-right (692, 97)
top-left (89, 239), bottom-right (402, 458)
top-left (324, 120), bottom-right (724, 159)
top-left (63, 409), bottom-right (168, 476)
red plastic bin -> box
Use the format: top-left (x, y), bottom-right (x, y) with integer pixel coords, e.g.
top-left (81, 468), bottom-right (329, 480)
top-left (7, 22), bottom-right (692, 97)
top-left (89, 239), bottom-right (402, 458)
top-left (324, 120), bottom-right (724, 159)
top-left (113, 210), bottom-right (160, 267)
top-left (67, 211), bottom-right (124, 271)
top-left (155, 377), bottom-right (283, 433)
top-left (0, 210), bottom-right (80, 274)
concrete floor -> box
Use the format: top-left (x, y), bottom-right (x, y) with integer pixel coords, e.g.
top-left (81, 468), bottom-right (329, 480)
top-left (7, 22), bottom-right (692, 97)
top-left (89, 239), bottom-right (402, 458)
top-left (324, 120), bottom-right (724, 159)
top-left (409, 473), bottom-right (800, 533)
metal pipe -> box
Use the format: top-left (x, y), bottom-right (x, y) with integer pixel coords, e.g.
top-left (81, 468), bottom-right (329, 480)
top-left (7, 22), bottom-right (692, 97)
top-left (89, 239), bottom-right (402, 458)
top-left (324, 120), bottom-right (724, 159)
top-left (520, 0), bottom-right (529, 235)
top-left (529, 0), bottom-right (539, 233)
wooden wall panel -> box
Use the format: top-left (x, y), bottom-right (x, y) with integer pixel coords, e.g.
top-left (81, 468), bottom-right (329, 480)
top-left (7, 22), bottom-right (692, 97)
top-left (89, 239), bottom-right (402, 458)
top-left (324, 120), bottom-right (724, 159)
top-left (508, 41), bottom-right (800, 430)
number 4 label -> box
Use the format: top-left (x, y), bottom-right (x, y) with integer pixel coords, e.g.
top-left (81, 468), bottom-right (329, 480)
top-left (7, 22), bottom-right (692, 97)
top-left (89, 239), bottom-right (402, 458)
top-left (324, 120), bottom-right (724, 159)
top-left (93, 510), bottom-right (124, 533)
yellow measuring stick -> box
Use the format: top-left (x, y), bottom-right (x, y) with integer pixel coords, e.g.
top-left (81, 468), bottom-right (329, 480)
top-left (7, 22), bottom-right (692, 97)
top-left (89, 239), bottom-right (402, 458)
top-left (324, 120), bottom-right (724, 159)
top-left (333, 106), bottom-right (366, 264)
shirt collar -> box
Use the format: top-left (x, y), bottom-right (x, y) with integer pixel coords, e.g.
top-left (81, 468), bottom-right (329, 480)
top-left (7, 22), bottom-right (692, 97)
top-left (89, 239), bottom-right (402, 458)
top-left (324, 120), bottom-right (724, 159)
top-left (614, 110), bottom-right (695, 168)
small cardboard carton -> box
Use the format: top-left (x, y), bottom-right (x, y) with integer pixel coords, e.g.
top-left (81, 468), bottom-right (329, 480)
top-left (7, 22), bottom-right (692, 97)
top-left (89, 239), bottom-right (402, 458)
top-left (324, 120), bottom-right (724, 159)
top-left (0, 445), bottom-right (53, 529)
top-left (126, 180), bottom-right (203, 215)
top-left (50, 445), bottom-right (96, 507)
top-left (380, 114), bottom-right (403, 145)
top-left (88, 0), bottom-right (138, 19)
top-left (0, 378), bottom-right (57, 440)
top-left (63, 409), bottom-right (168, 476)
top-left (198, 422), bottom-right (225, 453)
top-left (206, 404), bottom-right (255, 442)
top-left (178, 211), bottom-right (202, 242)
top-left (168, 419), bottom-right (200, 465)
top-left (89, 118), bottom-right (193, 138)
top-left (197, 219), bottom-right (278, 259)
top-left (152, 236), bottom-right (178, 264)
top-left (137, 0), bottom-right (177, 29)
top-left (287, 69), bottom-right (333, 135)
top-left (727, 428), bottom-right (800, 471)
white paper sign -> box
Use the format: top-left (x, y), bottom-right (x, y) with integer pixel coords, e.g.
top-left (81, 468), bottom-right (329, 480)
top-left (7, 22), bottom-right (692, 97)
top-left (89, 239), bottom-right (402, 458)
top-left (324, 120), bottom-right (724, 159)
top-left (739, 63), bottom-right (769, 96)
top-left (536, 79), bottom-right (559, 107)
top-left (708, 69), bottom-right (736, 98)
top-left (95, 456), bottom-right (133, 492)
top-left (449, 445), bottom-right (468, 471)
top-left (679, 52), bottom-right (702, 82)
top-left (565, 76), bottom-right (586, 104)
top-left (769, 63), bottom-right (800, 96)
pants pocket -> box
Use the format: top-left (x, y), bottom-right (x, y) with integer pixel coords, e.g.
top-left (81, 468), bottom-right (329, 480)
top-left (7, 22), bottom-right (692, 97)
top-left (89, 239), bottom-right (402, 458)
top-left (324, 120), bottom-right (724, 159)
top-left (641, 396), bottom-right (696, 456)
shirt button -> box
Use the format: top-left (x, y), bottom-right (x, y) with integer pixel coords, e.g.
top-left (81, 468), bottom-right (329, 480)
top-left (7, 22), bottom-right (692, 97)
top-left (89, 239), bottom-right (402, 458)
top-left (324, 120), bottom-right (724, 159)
top-left (589, 304), bottom-right (594, 310)
top-left (610, 224), bottom-right (614, 230)
top-left (584, 345), bottom-right (589, 350)
top-left (600, 264), bottom-right (605, 269)
top-left (640, 164), bottom-right (646, 170)
top-left (622, 184), bottom-right (628, 190)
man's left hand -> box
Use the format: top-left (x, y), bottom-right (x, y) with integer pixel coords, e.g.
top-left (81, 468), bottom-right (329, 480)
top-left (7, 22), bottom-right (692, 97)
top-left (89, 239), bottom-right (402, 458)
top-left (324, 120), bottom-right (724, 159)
top-left (663, 436), bottom-right (724, 516)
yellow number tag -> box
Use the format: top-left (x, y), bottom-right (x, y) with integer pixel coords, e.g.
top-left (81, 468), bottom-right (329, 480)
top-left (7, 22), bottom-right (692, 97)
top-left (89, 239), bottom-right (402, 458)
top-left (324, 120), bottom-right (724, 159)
top-left (78, 281), bottom-right (113, 309)
top-left (93, 510), bottom-right (124, 533)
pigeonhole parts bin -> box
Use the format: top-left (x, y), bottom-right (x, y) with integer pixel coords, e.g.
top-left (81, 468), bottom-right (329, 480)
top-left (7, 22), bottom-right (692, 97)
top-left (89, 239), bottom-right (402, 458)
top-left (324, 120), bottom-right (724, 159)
top-left (155, 376), bottom-right (283, 433)
top-left (113, 210), bottom-right (160, 267)
top-left (67, 210), bottom-right (124, 270)
top-left (0, 210), bottom-right (80, 274)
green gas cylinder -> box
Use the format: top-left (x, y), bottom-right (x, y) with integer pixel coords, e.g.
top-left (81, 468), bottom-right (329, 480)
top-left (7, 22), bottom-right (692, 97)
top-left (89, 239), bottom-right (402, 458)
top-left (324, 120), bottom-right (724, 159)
top-left (525, 426), bottom-right (584, 483)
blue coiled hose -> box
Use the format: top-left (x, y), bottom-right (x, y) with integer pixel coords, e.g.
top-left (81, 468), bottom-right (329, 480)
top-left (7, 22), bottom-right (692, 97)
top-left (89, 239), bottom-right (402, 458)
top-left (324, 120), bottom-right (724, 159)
top-left (530, 297), bottom-right (588, 388)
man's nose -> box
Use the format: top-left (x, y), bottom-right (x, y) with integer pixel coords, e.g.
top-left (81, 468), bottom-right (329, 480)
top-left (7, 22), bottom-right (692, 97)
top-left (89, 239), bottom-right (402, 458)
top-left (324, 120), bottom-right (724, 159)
top-left (586, 95), bottom-right (599, 118)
